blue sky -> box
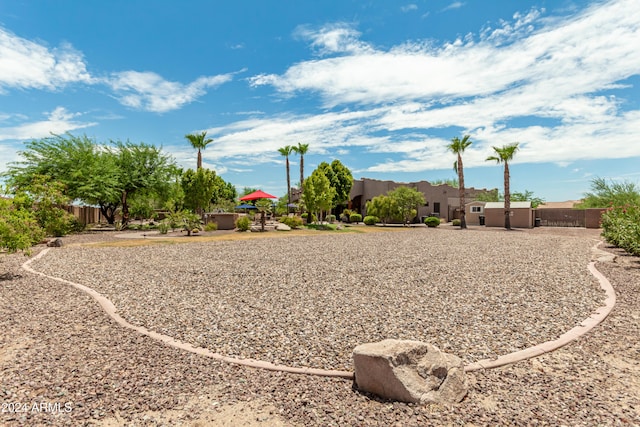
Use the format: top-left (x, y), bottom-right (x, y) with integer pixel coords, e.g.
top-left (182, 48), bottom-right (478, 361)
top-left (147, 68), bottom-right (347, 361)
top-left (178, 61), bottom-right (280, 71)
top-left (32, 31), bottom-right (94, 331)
top-left (1, 0), bottom-right (639, 202)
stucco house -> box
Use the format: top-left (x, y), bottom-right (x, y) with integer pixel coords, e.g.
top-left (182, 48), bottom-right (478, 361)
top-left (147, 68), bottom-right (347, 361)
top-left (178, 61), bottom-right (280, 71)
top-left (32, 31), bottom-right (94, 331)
top-left (348, 178), bottom-right (496, 223)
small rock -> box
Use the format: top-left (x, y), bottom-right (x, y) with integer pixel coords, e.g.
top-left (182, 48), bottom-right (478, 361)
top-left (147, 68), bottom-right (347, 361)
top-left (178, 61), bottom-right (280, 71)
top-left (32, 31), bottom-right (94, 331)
top-left (47, 238), bottom-right (64, 247)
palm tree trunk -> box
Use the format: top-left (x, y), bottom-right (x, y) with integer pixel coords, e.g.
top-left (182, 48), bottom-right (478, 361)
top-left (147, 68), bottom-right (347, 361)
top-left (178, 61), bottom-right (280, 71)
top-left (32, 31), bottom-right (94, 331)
top-left (300, 155), bottom-right (309, 223)
top-left (286, 156), bottom-right (291, 210)
top-left (197, 149), bottom-right (202, 170)
top-left (504, 162), bottom-right (511, 230)
top-left (458, 153), bottom-right (467, 229)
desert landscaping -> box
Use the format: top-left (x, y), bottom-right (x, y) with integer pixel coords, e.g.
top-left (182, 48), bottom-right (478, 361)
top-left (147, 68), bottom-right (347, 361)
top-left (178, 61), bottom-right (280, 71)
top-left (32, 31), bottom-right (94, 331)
top-left (1, 226), bottom-right (639, 426)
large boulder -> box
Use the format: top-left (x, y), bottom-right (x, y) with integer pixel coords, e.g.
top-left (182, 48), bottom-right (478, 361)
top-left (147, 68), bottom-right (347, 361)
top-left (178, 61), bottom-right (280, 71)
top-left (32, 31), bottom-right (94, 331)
top-left (275, 223), bottom-right (291, 231)
top-left (353, 339), bottom-right (468, 404)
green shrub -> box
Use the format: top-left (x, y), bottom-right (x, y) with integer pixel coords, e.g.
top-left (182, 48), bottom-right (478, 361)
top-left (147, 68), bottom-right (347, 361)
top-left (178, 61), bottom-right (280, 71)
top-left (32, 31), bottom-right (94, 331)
top-left (204, 222), bottom-right (218, 232)
top-left (601, 204), bottom-right (640, 256)
top-left (158, 221), bottom-right (170, 234)
top-left (349, 213), bottom-right (362, 224)
top-left (69, 218), bottom-right (86, 234)
top-left (236, 216), bottom-right (251, 231)
top-left (326, 214), bottom-right (336, 223)
top-left (306, 223), bottom-right (337, 231)
top-left (280, 216), bottom-right (303, 229)
top-left (363, 215), bottom-right (379, 225)
top-left (127, 224), bottom-right (139, 230)
top-left (340, 209), bottom-right (353, 223)
top-left (452, 219), bottom-right (461, 226)
top-left (424, 216), bottom-right (441, 227)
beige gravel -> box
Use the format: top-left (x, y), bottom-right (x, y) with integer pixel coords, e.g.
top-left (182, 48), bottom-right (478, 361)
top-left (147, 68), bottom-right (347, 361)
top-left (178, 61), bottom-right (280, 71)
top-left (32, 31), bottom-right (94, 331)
top-left (1, 226), bottom-right (638, 426)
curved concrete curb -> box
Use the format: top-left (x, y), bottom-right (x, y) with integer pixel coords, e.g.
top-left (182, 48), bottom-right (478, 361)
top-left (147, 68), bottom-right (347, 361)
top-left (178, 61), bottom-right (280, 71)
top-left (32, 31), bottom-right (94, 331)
top-left (464, 241), bottom-right (616, 372)
top-left (23, 241), bottom-right (616, 378)
top-left (22, 249), bottom-right (353, 379)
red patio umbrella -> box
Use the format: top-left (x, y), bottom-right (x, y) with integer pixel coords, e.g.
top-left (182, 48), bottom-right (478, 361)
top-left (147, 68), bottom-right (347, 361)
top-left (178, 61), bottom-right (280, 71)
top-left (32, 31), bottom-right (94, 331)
top-left (239, 189), bottom-right (277, 201)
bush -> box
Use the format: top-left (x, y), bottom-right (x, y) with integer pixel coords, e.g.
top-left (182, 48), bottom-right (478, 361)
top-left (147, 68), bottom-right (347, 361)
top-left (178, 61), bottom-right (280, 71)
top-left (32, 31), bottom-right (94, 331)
top-left (236, 216), bottom-right (251, 231)
top-left (158, 221), bottom-right (170, 234)
top-left (349, 213), bottom-right (362, 224)
top-left (280, 216), bottom-right (303, 229)
top-left (363, 215), bottom-right (379, 225)
top-left (204, 222), bottom-right (218, 232)
top-left (601, 204), bottom-right (640, 256)
top-left (452, 219), bottom-right (461, 226)
top-left (326, 214), bottom-right (336, 223)
top-left (424, 216), bottom-right (440, 227)
top-left (181, 212), bottom-right (203, 236)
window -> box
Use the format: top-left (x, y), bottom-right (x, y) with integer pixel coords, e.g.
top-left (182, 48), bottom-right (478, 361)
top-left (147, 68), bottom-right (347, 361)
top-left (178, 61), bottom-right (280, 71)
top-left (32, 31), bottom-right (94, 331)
top-left (433, 202), bottom-right (440, 213)
top-left (471, 206), bottom-right (483, 213)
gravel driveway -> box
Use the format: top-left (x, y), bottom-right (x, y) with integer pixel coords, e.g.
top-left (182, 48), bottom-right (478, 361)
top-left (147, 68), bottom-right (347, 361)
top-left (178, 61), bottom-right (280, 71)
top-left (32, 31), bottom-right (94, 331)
top-left (1, 226), bottom-right (638, 426)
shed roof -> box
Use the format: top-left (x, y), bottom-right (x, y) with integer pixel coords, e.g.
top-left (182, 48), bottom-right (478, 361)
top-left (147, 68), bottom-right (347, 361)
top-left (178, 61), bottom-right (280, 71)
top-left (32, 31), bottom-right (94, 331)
top-left (485, 201), bottom-right (532, 209)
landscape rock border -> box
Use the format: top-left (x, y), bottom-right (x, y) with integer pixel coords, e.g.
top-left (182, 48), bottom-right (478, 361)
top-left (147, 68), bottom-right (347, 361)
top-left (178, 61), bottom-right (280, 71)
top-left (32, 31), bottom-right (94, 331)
top-left (21, 240), bottom-right (616, 381)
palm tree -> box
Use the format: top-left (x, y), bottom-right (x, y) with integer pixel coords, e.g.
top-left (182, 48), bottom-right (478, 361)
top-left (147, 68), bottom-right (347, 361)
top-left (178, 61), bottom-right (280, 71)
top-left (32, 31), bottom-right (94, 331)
top-left (185, 131), bottom-right (213, 169)
top-left (278, 145), bottom-right (294, 210)
top-left (292, 142), bottom-right (309, 194)
top-left (447, 135), bottom-right (472, 229)
top-left (486, 143), bottom-right (520, 230)
top-left (292, 142), bottom-right (309, 222)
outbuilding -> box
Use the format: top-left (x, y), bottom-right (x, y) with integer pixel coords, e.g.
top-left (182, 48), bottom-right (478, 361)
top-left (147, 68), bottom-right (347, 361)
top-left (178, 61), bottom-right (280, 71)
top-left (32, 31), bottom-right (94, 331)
top-left (484, 201), bottom-right (534, 228)
top-left (464, 201), bottom-right (487, 225)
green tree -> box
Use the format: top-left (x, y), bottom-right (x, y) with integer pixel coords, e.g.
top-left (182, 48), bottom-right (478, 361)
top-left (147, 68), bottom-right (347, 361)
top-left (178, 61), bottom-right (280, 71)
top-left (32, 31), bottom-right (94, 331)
top-left (317, 160), bottom-right (353, 213)
top-left (112, 140), bottom-right (175, 226)
top-left (447, 135), bottom-right (472, 229)
top-left (577, 177), bottom-right (640, 208)
top-left (475, 189), bottom-right (500, 202)
top-left (366, 194), bottom-right (400, 225)
top-left (254, 198), bottom-right (273, 232)
top-left (181, 168), bottom-right (218, 215)
top-left (293, 143), bottom-right (309, 221)
top-left (302, 168), bottom-right (335, 224)
top-left (185, 131), bottom-right (213, 170)
top-left (292, 143), bottom-right (309, 193)
top-left (5, 133), bottom-right (122, 224)
top-left (430, 178), bottom-right (459, 187)
top-left (511, 190), bottom-right (545, 209)
top-left (487, 143), bottom-right (520, 230)
top-left (278, 145), bottom-right (294, 209)
top-left (388, 186), bottom-right (425, 225)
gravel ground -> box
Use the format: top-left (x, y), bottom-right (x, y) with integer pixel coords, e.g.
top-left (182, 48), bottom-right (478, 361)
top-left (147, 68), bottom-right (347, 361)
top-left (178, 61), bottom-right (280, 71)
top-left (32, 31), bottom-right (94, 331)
top-left (1, 226), bottom-right (638, 426)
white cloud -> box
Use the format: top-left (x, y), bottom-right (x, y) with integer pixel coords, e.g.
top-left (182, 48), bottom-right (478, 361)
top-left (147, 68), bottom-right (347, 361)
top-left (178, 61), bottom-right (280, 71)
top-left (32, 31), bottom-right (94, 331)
top-left (0, 107), bottom-right (97, 173)
top-left (442, 2), bottom-right (465, 12)
top-left (108, 71), bottom-right (233, 113)
top-left (0, 107), bottom-right (96, 141)
top-left (401, 4), bottom-right (418, 13)
top-left (238, 0), bottom-right (640, 173)
top-left (0, 28), bottom-right (93, 92)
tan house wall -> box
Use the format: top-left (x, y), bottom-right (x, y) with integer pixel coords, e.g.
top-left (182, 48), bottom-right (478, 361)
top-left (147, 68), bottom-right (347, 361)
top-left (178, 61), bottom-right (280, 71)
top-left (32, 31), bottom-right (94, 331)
top-left (349, 178), bottom-right (496, 222)
top-left (485, 207), bottom-right (534, 228)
